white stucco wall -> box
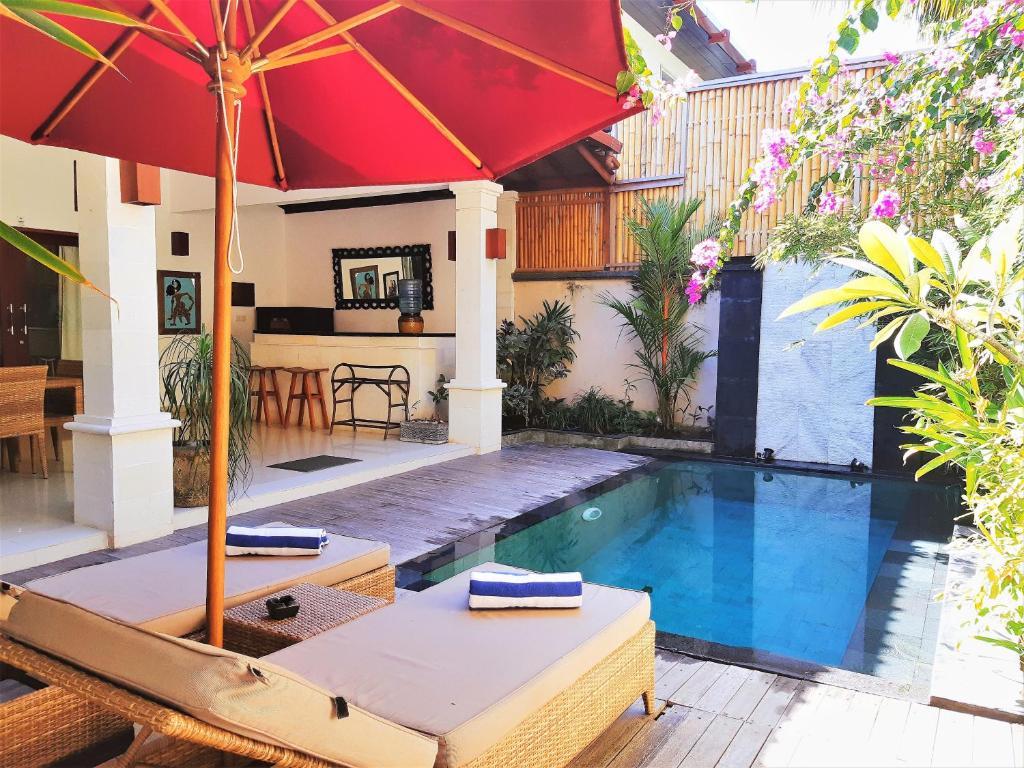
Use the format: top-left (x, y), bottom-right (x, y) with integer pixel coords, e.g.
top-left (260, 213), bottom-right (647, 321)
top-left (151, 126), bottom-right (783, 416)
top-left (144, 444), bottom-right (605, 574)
top-left (0, 137), bottom-right (84, 233)
top-left (513, 278), bottom-right (719, 419)
top-left (755, 262), bottom-right (876, 465)
top-left (283, 199), bottom-right (457, 334)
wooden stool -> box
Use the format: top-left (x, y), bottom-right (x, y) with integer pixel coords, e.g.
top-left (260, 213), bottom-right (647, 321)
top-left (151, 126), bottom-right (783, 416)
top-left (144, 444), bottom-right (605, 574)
top-left (284, 367), bottom-right (329, 430)
top-left (249, 365), bottom-right (285, 425)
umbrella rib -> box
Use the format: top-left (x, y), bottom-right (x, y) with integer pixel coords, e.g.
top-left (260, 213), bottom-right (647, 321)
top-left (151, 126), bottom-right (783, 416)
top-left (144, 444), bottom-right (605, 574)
top-left (252, 44), bottom-right (353, 72)
top-left (258, 1), bottom-right (398, 65)
top-left (209, 0), bottom-right (226, 57)
top-left (32, 5), bottom-right (163, 140)
top-left (241, 0), bottom-right (288, 188)
top-left (96, 0), bottom-right (204, 63)
top-left (240, 0), bottom-right (300, 60)
top-left (148, 0), bottom-right (208, 57)
top-left (395, 0), bottom-right (617, 97)
top-left (302, 0), bottom-right (484, 171)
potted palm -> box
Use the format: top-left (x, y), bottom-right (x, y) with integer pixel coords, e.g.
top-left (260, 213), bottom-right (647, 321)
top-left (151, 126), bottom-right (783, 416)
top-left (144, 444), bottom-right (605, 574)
top-left (160, 329), bottom-right (253, 507)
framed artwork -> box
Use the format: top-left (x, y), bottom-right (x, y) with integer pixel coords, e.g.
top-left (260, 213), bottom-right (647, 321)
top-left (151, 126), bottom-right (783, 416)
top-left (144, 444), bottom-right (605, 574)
top-left (157, 270), bottom-right (200, 334)
top-left (349, 265), bottom-right (381, 300)
top-left (383, 270), bottom-right (400, 299)
top-left (332, 244), bottom-right (433, 310)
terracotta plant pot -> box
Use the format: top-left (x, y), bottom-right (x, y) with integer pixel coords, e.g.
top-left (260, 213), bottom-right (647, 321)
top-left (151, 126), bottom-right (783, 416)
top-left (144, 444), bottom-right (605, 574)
top-left (172, 443), bottom-right (211, 508)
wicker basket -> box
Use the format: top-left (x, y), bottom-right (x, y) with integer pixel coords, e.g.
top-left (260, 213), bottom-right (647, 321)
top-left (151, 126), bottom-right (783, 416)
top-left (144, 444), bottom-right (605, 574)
top-left (172, 443), bottom-right (210, 507)
top-left (399, 419), bottom-right (449, 444)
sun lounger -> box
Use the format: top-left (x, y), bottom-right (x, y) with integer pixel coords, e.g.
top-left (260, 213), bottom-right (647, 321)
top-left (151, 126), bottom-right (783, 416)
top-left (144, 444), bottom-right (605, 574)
top-left (22, 522), bottom-right (394, 636)
top-left (0, 565), bottom-right (655, 768)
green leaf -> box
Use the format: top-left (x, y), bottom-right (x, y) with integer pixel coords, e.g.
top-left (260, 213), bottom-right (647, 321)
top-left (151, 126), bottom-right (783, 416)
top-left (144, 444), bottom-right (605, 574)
top-left (5, 6), bottom-right (114, 67)
top-left (886, 358), bottom-right (972, 399)
top-left (671, 12), bottom-right (682, 30)
top-left (915, 446), bottom-right (966, 479)
top-left (871, 317), bottom-right (904, 350)
top-left (0, 219), bottom-right (112, 302)
top-left (860, 6), bottom-right (879, 30)
top-left (816, 301), bottom-right (891, 332)
top-left (894, 311), bottom-right (929, 360)
top-left (906, 235), bottom-right (948, 276)
top-left (4, 0), bottom-right (139, 26)
top-left (837, 26), bottom-right (860, 54)
top-left (885, 0), bottom-right (903, 17)
top-left (859, 220), bottom-right (910, 280)
top-left (615, 70), bottom-right (637, 96)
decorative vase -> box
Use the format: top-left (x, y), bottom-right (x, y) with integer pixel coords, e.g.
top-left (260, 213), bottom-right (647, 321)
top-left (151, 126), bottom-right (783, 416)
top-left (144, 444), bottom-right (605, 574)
top-left (397, 278), bottom-right (423, 334)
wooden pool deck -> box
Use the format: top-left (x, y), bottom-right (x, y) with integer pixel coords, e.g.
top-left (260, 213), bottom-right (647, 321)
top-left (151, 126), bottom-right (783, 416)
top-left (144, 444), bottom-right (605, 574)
top-left (3, 444), bottom-right (1021, 767)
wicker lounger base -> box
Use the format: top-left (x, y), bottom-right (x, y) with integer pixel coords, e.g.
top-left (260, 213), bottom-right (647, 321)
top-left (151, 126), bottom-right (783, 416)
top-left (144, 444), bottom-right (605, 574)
top-left (334, 563), bottom-right (396, 603)
top-left (0, 621), bottom-right (655, 768)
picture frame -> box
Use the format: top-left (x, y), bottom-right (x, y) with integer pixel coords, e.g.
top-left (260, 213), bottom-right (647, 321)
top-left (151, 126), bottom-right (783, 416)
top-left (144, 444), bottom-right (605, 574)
top-left (383, 270), bottom-right (400, 299)
top-left (349, 265), bottom-right (381, 300)
top-left (332, 244), bottom-right (433, 310)
top-left (157, 269), bottom-right (201, 335)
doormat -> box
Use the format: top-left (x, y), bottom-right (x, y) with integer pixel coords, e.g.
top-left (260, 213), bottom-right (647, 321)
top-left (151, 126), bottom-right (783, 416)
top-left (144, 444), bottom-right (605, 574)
top-left (268, 455), bottom-right (362, 472)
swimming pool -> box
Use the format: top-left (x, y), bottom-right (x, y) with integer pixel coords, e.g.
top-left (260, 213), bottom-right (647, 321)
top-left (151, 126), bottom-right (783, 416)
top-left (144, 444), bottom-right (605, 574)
top-left (399, 459), bottom-right (959, 695)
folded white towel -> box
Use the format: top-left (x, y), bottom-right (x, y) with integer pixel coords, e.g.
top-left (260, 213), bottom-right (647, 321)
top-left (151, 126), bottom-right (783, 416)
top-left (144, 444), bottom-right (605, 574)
top-left (468, 571), bottom-right (584, 609)
top-left (225, 525), bottom-right (328, 556)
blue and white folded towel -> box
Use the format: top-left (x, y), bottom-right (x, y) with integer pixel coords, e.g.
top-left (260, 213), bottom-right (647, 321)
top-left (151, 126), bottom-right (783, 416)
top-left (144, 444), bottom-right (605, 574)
top-left (468, 571), bottom-right (584, 609)
top-left (225, 525), bottom-right (329, 557)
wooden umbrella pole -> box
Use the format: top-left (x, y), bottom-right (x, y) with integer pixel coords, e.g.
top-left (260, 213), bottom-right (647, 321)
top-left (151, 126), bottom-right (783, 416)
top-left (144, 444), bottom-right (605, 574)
top-left (205, 50), bottom-right (249, 648)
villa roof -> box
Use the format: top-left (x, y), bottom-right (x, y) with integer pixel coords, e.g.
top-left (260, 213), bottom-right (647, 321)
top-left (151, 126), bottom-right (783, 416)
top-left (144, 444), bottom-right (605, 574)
top-left (621, 0), bottom-right (756, 79)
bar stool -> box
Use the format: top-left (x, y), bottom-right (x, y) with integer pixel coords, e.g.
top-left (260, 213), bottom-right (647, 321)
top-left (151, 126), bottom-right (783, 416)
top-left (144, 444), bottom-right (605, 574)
top-left (249, 365), bottom-right (285, 425)
top-left (284, 367), bottom-right (329, 430)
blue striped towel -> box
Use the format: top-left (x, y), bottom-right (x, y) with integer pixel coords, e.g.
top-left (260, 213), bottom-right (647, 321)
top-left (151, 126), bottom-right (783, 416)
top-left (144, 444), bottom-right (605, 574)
top-left (225, 525), bottom-right (329, 556)
top-left (468, 571), bottom-right (583, 609)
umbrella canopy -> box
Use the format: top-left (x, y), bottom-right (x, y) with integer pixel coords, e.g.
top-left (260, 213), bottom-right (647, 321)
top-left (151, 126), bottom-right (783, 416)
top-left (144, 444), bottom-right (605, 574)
top-left (0, 0), bottom-right (635, 646)
top-left (1, 0), bottom-right (635, 188)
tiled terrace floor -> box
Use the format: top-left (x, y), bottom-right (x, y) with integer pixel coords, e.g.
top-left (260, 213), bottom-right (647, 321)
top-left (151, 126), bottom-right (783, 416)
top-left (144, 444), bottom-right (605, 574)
top-left (571, 649), bottom-right (1024, 768)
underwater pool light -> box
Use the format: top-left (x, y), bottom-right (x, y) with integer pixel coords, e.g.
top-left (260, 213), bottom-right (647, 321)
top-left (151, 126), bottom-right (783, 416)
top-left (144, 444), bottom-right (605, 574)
top-left (581, 507), bottom-right (602, 522)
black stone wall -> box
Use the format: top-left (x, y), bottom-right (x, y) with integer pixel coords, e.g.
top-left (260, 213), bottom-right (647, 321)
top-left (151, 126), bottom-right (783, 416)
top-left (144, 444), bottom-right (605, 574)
top-left (713, 258), bottom-right (763, 458)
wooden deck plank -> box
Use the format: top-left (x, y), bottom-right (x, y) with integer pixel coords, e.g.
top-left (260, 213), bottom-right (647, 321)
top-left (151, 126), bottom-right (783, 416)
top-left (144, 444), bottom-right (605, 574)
top-left (695, 665), bottom-right (754, 714)
top-left (568, 700), bottom-right (651, 768)
top-left (970, 715), bottom-right (1017, 768)
top-left (746, 676), bottom-right (802, 728)
top-left (636, 707), bottom-right (716, 768)
top-left (785, 685), bottom-right (856, 767)
top-left (931, 709), bottom-right (974, 768)
top-left (895, 702), bottom-right (940, 767)
top-left (717, 721), bottom-right (774, 768)
top-left (863, 696), bottom-right (911, 768)
top-left (656, 657), bottom-right (706, 702)
top-left (721, 670), bottom-right (778, 721)
top-left (678, 714), bottom-right (744, 768)
top-left (670, 660), bottom-right (731, 708)
top-left (752, 682), bottom-right (831, 768)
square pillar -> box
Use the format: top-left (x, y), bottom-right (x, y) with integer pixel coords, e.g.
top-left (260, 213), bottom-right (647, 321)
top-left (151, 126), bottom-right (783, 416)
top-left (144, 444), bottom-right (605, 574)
top-left (66, 156), bottom-right (177, 547)
top-left (448, 181), bottom-right (505, 453)
top-left (495, 190), bottom-right (518, 325)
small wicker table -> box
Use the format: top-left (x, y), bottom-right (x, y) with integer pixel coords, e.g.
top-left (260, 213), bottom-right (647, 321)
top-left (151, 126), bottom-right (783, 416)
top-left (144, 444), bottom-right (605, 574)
top-left (223, 583), bottom-right (387, 657)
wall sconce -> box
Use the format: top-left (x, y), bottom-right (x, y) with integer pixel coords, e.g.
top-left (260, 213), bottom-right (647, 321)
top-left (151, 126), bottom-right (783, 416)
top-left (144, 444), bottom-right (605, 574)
top-left (486, 228), bottom-right (506, 260)
top-left (447, 230), bottom-right (456, 261)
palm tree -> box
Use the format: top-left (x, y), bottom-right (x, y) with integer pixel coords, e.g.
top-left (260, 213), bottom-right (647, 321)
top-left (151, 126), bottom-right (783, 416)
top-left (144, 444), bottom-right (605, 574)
top-left (601, 197), bottom-right (717, 431)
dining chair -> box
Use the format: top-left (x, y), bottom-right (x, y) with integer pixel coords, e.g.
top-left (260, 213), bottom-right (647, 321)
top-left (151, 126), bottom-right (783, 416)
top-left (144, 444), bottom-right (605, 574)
top-left (0, 365), bottom-right (49, 478)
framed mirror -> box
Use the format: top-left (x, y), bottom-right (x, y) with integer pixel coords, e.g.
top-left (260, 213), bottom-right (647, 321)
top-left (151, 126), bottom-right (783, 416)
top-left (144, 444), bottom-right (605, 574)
top-left (332, 244), bottom-right (433, 310)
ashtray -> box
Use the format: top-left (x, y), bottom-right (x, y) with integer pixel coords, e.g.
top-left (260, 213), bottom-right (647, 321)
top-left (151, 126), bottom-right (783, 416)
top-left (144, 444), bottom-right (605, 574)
top-left (266, 594), bottom-right (300, 620)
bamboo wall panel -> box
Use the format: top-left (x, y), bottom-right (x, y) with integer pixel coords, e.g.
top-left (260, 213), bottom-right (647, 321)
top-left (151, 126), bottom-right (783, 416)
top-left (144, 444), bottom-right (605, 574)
top-left (612, 99), bottom-right (687, 182)
top-left (516, 190), bottom-right (609, 272)
top-left (684, 66), bottom-right (882, 257)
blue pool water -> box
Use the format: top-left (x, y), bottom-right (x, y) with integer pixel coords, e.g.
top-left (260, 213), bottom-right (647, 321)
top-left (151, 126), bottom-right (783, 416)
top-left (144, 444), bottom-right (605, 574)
top-left (415, 460), bottom-right (959, 687)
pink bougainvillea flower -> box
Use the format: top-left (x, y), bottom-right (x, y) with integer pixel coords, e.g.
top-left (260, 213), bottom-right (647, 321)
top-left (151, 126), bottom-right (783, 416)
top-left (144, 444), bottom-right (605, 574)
top-left (972, 129), bottom-right (996, 155)
top-left (817, 191), bottom-right (845, 215)
top-left (968, 74), bottom-right (1006, 101)
top-left (691, 239), bottom-right (722, 270)
top-left (871, 190), bottom-right (901, 219)
top-left (883, 51), bottom-right (901, 66)
top-left (1000, 21), bottom-right (1024, 47)
top-left (927, 48), bottom-right (959, 71)
top-left (993, 101), bottom-right (1016, 124)
top-left (963, 6), bottom-right (992, 36)
top-left (685, 273), bottom-right (704, 305)
top-left (753, 183), bottom-right (778, 214)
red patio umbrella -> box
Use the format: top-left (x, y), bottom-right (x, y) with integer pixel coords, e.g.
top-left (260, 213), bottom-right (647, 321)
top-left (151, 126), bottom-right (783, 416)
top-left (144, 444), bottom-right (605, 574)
top-left (0, 0), bottom-right (637, 646)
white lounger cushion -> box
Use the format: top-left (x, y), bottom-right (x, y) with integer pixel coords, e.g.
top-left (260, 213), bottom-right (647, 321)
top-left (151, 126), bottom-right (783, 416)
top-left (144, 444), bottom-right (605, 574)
top-left (266, 564), bottom-right (650, 768)
top-left (1, 590), bottom-right (438, 768)
top-left (25, 522), bottom-right (388, 636)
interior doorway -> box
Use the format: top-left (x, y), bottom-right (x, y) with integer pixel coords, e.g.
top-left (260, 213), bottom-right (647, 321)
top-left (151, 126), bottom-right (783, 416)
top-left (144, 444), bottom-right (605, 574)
top-left (0, 229), bottom-right (78, 368)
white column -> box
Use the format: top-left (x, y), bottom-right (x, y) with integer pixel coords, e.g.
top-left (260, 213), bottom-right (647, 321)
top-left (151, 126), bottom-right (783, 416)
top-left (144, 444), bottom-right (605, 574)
top-left (448, 181), bottom-right (505, 453)
top-left (495, 190), bottom-right (518, 326)
top-left (66, 156), bottom-right (177, 547)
